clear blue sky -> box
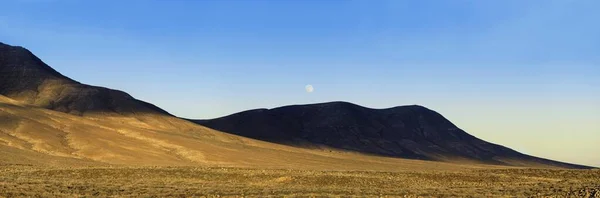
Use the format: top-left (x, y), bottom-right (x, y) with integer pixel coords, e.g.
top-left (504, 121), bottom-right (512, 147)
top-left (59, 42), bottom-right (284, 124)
top-left (1, 0), bottom-right (598, 167)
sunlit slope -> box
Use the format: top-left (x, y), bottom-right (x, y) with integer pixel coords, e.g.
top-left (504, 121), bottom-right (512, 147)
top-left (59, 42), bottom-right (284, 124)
top-left (1, 95), bottom-right (496, 170)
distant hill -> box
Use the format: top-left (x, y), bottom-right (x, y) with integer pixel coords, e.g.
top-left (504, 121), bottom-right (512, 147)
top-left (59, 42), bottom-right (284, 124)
top-left (193, 102), bottom-right (591, 169)
top-left (0, 42), bottom-right (169, 116)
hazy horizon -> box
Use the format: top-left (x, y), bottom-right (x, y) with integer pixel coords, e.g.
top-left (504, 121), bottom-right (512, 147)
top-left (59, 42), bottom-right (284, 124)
top-left (1, 1), bottom-right (598, 167)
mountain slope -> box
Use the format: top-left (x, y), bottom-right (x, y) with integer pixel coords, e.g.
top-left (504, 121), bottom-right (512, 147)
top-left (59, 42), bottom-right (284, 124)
top-left (0, 42), bottom-right (169, 116)
top-left (193, 102), bottom-right (590, 169)
top-left (2, 95), bottom-right (497, 170)
top-left (0, 41), bottom-right (506, 170)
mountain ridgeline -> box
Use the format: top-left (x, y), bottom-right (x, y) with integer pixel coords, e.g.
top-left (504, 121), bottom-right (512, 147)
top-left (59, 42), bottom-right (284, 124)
top-left (193, 102), bottom-right (590, 169)
top-left (0, 42), bottom-right (169, 116)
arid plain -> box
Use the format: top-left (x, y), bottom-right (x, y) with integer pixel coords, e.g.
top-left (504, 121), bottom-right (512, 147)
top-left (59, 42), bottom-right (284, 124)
top-left (1, 165), bottom-right (599, 197)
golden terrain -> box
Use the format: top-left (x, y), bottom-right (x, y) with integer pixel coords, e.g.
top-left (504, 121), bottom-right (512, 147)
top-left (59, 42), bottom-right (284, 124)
top-left (0, 165), bottom-right (598, 197)
top-left (1, 96), bottom-right (599, 197)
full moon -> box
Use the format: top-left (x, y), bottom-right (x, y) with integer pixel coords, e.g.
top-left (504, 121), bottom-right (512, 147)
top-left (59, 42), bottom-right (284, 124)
top-left (305, 85), bottom-right (314, 93)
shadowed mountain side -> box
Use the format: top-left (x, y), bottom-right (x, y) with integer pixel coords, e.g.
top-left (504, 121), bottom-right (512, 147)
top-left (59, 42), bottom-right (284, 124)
top-left (193, 102), bottom-right (592, 169)
top-left (0, 42), bottom-right (169, 116)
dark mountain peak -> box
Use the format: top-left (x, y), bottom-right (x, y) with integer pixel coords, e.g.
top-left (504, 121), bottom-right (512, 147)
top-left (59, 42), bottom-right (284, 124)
top-left (299, 101), bottom-right (362, 108)
top-left (0, 42), bottom-right (72, 88)
top-left (277, 101), bottom-right (436, 116)
top-left (277, 101), bottom-right (413, 110)
top-left (0, 42), bottom-right (28, 51)
top-left (0, 42), bottom-right (20, 49)
top-left (387, 104), bottom-right (429, 111)
top-left (193, 102), bottom-right (589, 169)
top-left (0, 42), bottom-right (169, 116)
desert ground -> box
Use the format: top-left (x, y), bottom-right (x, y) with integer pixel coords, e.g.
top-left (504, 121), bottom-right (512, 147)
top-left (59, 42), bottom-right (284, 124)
top-left (0, 165), bottom-right (598, 197)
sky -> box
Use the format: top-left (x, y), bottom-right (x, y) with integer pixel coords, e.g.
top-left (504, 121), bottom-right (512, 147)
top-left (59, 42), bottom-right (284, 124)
top-left (1, 0), bottom-right (598, 167)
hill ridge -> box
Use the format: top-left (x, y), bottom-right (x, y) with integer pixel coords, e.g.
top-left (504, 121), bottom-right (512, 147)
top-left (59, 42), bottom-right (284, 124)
top-left (193, 101), bottom-right (591, 169)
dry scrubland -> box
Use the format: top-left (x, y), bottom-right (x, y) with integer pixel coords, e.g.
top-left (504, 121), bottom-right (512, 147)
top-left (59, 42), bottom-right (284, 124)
top-left (0, 165), bottom-right (598, 197)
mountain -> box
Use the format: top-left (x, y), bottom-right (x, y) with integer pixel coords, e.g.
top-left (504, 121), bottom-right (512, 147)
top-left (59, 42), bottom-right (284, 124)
top-left (193, 102), bottom-right (590, 169)
top-left (0, 42), bottom-right (168, 116)
top-left (0, 41), bottom-right (591, 169)
top-left (0, 41), bottom-right (495, 170)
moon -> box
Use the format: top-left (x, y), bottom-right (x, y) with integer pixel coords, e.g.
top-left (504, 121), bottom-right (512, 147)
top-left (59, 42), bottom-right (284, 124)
top-left (305, 85), bottom-right (314, 93)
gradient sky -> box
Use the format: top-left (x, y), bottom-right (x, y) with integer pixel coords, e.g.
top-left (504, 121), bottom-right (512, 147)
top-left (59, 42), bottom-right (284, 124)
top-left (1, 0), bottom-right (598, 167)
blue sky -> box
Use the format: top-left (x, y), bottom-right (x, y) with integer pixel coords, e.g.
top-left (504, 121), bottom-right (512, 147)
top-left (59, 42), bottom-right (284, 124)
top-left (1, 0), bottom-right (598, 166)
